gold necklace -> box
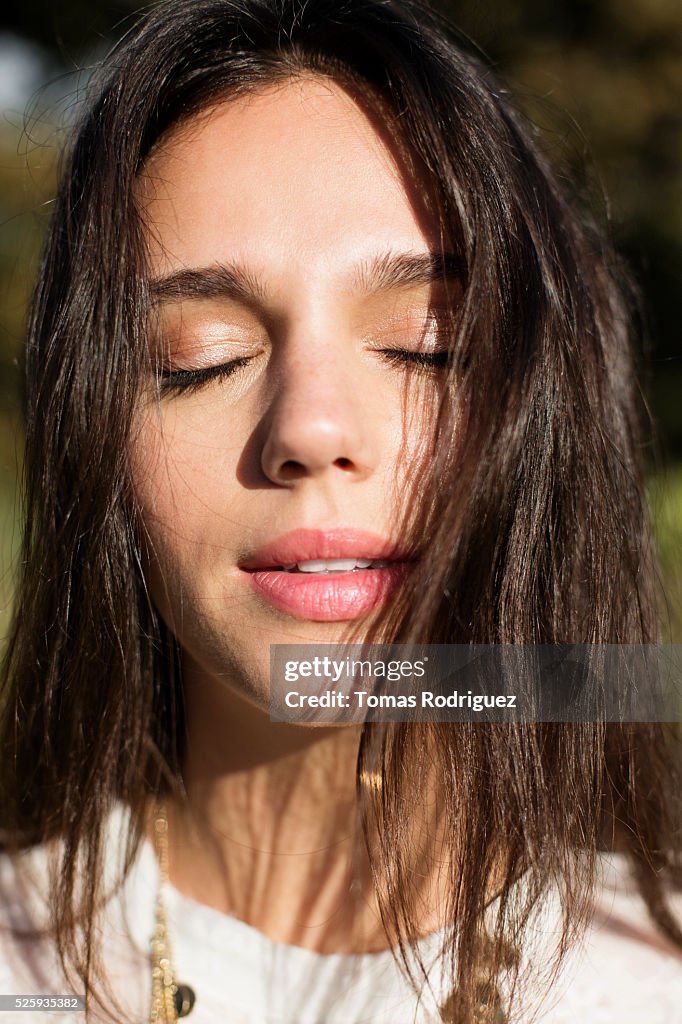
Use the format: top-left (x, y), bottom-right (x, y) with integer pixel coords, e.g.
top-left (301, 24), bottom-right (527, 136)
top-left (148, 800), bottom-right (506, 1023)
top-left (149, 802), bottom-right (196, 1023)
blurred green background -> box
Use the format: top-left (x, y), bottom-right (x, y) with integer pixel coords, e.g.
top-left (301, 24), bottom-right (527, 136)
top-left (0, 0), bottom-right (680, 642)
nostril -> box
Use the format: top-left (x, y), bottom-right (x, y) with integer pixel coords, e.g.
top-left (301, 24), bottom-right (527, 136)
top-left (271, 455), bottom-right (357, 483)
top-left (279, 458), bottom-right (306, 479)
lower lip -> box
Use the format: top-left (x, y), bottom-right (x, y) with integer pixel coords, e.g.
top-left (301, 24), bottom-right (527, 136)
top-left (242, 565), bottom-right (411, 621)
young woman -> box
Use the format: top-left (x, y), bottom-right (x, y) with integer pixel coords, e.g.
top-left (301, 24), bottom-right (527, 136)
top-left (1, 0), bottom-right (681, 1021)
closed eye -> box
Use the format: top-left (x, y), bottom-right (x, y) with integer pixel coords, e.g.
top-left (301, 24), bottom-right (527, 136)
top-left (378, 348), bottom-right (454, 370)
top-left (157, 356), bottom-right (252, 395)
top-left (157, 347), bottom-right (456, 395)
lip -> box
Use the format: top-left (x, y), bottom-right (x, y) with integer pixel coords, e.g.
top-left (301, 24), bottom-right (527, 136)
top-left (240, 528), bottom-right (409, 569)
top-left (239, 528), bottom-right (413, 621)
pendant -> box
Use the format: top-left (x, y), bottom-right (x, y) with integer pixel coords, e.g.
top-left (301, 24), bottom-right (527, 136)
top-left (175, 984), bottom-right (196, 1018)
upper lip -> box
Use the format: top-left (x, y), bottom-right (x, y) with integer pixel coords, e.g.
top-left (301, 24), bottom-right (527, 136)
top-left (239, 528), bottom-right (411, 569)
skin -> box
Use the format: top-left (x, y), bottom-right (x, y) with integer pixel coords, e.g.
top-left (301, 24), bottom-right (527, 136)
top-left (131, 76), bottom-right (450, 953)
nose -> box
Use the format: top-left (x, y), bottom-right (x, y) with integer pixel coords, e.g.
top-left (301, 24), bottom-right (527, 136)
top-left (260, 341), bottom-right (378, 486)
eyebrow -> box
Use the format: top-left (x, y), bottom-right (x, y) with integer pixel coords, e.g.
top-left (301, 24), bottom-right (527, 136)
top-left (149, 263), bottom-right (268, 305)
top-left (149, 251), bottom-right (464, 306)
top-left (352, 251), bottom-right (464, 292)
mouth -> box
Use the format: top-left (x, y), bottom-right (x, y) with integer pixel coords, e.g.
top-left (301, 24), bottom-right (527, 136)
top-left (239, 529), bottom-right (413, 621)
top-left (243, 558), bottom-right (396, 575)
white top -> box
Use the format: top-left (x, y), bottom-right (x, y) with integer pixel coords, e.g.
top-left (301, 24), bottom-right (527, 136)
top-left (1, 803), bottom-right (681, 1023)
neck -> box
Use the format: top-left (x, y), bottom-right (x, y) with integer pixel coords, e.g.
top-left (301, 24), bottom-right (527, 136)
top-left (157, 662), bottom-right (395, 954)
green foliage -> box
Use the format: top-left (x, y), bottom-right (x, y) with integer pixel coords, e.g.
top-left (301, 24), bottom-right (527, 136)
top-left (0, 141), bottom-right (56, 409)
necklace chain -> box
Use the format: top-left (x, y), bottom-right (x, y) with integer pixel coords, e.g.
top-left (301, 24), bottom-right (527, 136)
top-left (149, 802), bottom-right (195, 1023)
top-left (147, 800), bottom-right (506, 1023)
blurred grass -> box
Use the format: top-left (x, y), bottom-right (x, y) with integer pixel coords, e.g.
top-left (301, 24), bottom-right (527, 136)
top-left (650, 464), bottom-right (682, 643)
top-left (0, 414), bottom-right (21, 648)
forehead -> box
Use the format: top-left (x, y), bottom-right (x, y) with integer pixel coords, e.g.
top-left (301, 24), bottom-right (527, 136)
top-left (136, 75), bottom-right (437, 288)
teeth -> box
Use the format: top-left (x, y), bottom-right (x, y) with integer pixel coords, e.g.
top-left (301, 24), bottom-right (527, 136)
top-left (298, 559), bottom-right (362, 573)
top-left (279, 558), bottom-right (391, 573)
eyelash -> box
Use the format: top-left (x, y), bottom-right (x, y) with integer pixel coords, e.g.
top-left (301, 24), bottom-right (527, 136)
top-left (158, 356), bottom-right (252, 395)
top-left (158, 348), bottom-right (453, 396)
top-left (378, 348), bottom-right (453, 371)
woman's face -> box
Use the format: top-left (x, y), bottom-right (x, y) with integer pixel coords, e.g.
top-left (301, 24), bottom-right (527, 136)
top-left (131, 76), bottom-right (451, 710)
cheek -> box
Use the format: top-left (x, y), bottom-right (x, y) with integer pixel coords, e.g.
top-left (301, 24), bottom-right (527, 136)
top-left (390, 378), bottom-right (442, 481)
top-left (127, 402), bottom-right (243, 619)
top-left (129, 401), bottom-right (238, 537)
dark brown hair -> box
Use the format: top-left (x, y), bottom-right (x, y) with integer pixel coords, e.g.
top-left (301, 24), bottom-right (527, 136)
top-left (1, 0), bottom-right (680, 1020)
